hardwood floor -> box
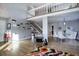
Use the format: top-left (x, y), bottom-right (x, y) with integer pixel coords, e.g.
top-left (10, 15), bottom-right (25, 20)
top-left (0, 42), bottom-right (6, 46)
top-left (48, 37), bottom-right (79, 56)
top-left (0, 40), bottom-right (33, 56)
top-left (0, 38), bottom-right (79, 56)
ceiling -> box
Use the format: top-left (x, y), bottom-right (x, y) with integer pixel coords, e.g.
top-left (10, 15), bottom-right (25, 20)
top-left (34, 8), bottom-right (79, 24)
top-left (0, 3), bottom-right (45, 21)
top-left (0, 3), bottom-right (79, 24)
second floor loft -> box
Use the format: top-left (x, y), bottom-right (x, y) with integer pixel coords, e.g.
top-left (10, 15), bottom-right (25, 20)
top-left (28, 3), bottom-right (79, 17)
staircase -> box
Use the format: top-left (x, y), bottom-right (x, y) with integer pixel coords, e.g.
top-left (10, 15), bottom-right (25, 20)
top-left (28, 21), bottom-right (42, 35)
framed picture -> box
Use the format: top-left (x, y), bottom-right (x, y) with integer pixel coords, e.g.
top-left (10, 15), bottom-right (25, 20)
top-left (7, 23), bottom-right (11, 29)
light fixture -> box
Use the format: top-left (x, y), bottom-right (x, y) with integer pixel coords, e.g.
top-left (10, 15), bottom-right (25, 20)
top-left (63, 18), bottom-right (66, 26)
top-left (64, 22), bottom-right (66, 25)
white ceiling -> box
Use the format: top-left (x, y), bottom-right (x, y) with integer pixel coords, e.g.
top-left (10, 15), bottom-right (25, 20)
top-left (33, 7), bottom-right (79, 23)
top-left (0, 3), bottom-right (79, 24)
top-left (0, 3), bottom-right (45, 21)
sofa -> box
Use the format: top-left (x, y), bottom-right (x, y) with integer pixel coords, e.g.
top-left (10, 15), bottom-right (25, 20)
top-left (53, 29), bottom-right (77, 40)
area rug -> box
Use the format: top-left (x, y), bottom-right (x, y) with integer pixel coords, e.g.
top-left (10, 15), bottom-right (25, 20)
top-left (28, 46), bottom-right (74, 56)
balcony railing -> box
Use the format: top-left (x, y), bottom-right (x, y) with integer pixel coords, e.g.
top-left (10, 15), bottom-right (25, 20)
top-left (35, 3), bottom-right (79, 16)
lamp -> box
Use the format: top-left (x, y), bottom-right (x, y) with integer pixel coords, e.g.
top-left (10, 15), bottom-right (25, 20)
top-left (63, 18), bottom-right (66, 26)
top-left (64, 22), bottom-right (66, 25)
top-left (63, 18), bottom-right (66, 36)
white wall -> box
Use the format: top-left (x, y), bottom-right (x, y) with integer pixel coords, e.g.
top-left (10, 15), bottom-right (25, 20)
top-left (48, 20), bottom-right (79, 38)
top-left (0, 18), bottom-right (8, 42)
top-left (36, 19), bottom-right (79, 36)
top-left (48, 20), bottom-right (79, 32)
top-left (11, 23), bottom-right (31, 40)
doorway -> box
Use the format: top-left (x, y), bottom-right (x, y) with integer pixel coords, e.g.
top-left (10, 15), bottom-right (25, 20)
top-left (52, 25), bottom-right (54, 36)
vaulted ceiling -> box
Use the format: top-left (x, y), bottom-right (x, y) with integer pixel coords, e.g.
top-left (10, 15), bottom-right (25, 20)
top-left (0, 3), bottom-right (45, 20)
top-left (0, 3), bottom-right (79, 24)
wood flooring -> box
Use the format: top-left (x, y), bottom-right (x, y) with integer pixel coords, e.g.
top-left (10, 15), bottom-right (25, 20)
top-left (0, 38), bottom-right (79, 56)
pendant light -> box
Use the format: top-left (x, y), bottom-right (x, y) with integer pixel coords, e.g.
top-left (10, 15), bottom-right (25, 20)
top-left (63, 18), bottom-right (66, 26)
